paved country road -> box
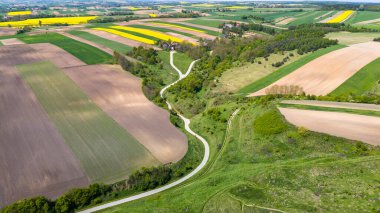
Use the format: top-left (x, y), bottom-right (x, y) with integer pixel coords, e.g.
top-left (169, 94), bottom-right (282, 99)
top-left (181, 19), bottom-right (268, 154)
top-left (79, 51), bottom-right (208, 212)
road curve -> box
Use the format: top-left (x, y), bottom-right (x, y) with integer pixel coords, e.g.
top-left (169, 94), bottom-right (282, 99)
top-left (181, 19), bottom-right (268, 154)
top-left (79, 51), bottom-right (208, 213)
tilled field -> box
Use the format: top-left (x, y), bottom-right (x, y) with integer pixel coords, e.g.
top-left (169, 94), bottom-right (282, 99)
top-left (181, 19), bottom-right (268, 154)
top-left (249, 42), bottom-right (380, 96)
top-left (279, 108), bottom-right (380, 146)
top-left (0, 44), bottom-right (89, 207)
top-left (62, 64), bottom-right (188, 163)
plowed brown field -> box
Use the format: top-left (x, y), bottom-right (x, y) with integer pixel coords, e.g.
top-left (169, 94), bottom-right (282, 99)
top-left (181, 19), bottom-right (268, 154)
top-left (62, 65), bottom-right (188, 163)
top-left (249, 42), bottom-right (380, 96)
top-left (0, 44), bottom-right (88, 207)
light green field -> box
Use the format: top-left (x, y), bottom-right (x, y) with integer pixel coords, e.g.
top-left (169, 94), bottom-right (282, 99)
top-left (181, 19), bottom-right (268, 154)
top-left (19, 33), bottom-right (112, 64)
top-left (149, 21), bottom-right (221, 36)
top-left (173, 52), bottom-right (194, 74)
top-left (215, 51), bottom-right (304, 93)
top-left (326, 31), bottom-right (380, 45)
top-left (17, 61), bottom-right (159, 183)
top-left (101, 100), bottom-right (380, 212)
top-left (331, 57), bottom-right (380, 96)
top-left (183, 19), bottom-right (224, 28)
top-left (238, 45), bottom-right (346, 96)
top-left (68, 30), bottom-right (132, 53)
top-left (348, 11), bottom-right (380, 24)
top-left (285, 11), bottom-right (331, 26)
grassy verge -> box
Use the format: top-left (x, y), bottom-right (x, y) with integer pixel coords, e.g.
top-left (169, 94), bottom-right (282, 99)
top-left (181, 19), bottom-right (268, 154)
top-left (237, 45), bottom-right (346, 96)
top-left (278, 103), bottom-right (380, 117)
top-left (17, 61), bottom-right (159, 183)
top-left (68, 30), bottom-right (132, 53)
top-left (330, 57), bottom-right (380, 96)
top-left (101, 100), bottom-right (380, 212)
top-left (19, 33), bottom-right (112, 64)
top-left (173, 51), bottom-right (194, 74)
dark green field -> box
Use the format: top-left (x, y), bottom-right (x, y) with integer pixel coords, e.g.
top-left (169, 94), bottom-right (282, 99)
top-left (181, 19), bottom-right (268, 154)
top-left (20, 33), bottom-right (112, 64)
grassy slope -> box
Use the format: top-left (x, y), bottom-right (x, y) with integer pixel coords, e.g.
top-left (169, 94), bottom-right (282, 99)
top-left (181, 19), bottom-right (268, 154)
top-left (183, 19), bottom-right (224, 28)
top-left (238, 45), bottom-right (346, 95)
top-left (19, 33), bottom-right (112, 64)
top-left (173, 52), bottom-right (194, 74)
top-left (331, 57), bottom-right (380, 96)
top-left (102, 101), bottom-right (380, 212)
top-left (348, 11), bottom-right (380, 24)
top-left (128, 24), bottom-right (197, 39)
top-left (68, 30), bottom-right (132, 53)
top-left (279, 103), bottom-right (380, 117)
top-left (17, 61), bottom-right (159, 183)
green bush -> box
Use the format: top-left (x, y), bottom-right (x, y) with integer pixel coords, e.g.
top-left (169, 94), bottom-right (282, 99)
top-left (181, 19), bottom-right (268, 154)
top-left (253, 110), bottom-right (288, 135)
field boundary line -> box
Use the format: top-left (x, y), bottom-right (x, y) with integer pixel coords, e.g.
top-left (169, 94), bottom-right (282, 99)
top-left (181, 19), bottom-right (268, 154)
top-left (80, 51), bottom-right (207, 213)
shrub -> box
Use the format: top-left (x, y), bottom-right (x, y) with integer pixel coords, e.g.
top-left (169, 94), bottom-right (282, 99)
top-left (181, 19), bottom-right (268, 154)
top-left (253, 110), bottom-right (288, 135)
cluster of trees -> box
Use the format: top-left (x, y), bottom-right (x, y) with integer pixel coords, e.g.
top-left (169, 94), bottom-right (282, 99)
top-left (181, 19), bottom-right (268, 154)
top-left (157, 12), bottom-right (200, 19)
top-left (223, 22), bottom-right (276, 36)
top-left (374, 37), bottom-right (380, 42)
top-left (127, 46), bottom-right (161, 65)
top-left (127, 166), bottom-right (172, 191)
top-left (16, 26), bottom-right (32, 34)
top-left (1, 184), bottom-right (111, 213)
top-left (241, 15), bottom-right (265, 21)
top-left (106, 11), bottom-right (133, 16)
top-left (88, 16), bottom-right (133, 23)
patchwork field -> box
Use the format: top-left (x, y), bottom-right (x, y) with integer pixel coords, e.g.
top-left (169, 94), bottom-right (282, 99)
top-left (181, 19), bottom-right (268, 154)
top-left (279, 108), bottom-right (380, 146)
top-left (62, 65), bottom-right (188, 163)
top-left (248, 42), bottom-right (380, 96)
top-left (0, 45), bottom-right (89, 207)
top-left (326, 31), bottom-right (380, 45)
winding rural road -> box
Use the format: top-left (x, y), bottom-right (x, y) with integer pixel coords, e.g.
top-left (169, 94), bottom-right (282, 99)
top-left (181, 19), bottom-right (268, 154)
top-left (80, 52), bottom-right (208, 212)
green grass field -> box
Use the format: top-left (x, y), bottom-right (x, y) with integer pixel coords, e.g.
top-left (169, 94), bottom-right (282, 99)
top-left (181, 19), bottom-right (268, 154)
top-left (330, 57), bottom-right (380, 96)
top-left (128, 24), bottom-right (197, 39)
top-left (348, 11), bottom-right (380, 24)
top-left (285, 11), bottom-right (329, 26)
top-left (68, 30), bottom-right (132, 53)
top-left (183, 19), bottom-right (224, 28)
top-left (20, 33), bottom-right (112, 64)
top-left (101, 100), bottom-right (380, 212)
top-left (238, 45), bottom-right (346, 95)
top-left (17, 61), bottom-right (159, 183)
top-left (279, 103), bottom-right (380, 117)
top-left (326, 31), bottom-right (380, 45)
top-left (173, 52), bottom-right (194, 74)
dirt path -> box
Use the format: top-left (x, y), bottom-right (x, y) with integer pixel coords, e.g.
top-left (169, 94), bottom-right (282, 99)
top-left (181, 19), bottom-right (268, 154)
top-left (281, 100), bottom-right (380, 112)
top-left (79, 52), bottom-right (211, 213)
top-left (355, 18), bottom-right (380, 25)
top-left (249, 42), bottom-right (380, 96)
top-left (279, 108), bottom-right (380, 146)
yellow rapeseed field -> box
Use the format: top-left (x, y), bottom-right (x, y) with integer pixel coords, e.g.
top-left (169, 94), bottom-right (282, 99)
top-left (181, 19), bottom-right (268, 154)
top-left (148, 22), bottom-right (204, 33)
top-left (149, 14), bottom-right (157, 18)
top-left (0, 16), bottom-right (97, 27)
top-left (327, 10), bottom-right (354, 23)
top-left (111, 26), bottom-right (183, 43)
top-left (7, 11), bottom-right (32, 16)
top-left (93, 27), bottom-right (156, 45)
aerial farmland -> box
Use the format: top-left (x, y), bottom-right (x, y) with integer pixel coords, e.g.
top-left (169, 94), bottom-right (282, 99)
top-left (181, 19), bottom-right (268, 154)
top-left (0, 1), bottom-right (379, 212)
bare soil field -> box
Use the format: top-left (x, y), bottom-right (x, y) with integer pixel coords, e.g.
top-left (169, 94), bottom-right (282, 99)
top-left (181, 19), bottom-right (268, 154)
top-left (0, 38), bottom-right (24, 45)
top-left (0, 27), bottom-right (16, 36)
top-left (83, 29), bottom-right (160, 50)
top-left (279, 108), bottom-right (380, 146)
top-left (0, 45), bottom-right (89, 207)
top-left (166, 32), bottom-right (198, 44)
top-left (315, 11), bottom-right (334, 20)
top-left (170, 20), bottom-right (222, 32)
top-left (62, 65), bottom-right (188, 163)
top-left (0, 43), bottom-right (85, 68)
top-left (355, 18), bottom-right (380, 25)
top-left (249, 42), bottom-right (380, 96)
top-left (276, 17), bottom-right (296, 25)
top-left (282, 100), bottom-right (380, 112)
